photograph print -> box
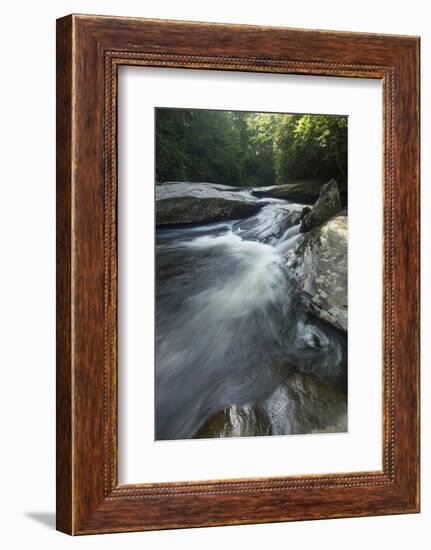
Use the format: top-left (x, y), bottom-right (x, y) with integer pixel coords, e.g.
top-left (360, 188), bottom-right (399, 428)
top-left (155, 107), bottom-right (348, 441)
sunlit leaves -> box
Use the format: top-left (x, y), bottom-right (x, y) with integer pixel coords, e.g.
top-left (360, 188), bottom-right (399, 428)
top-left (155, 108), bottom-right (347, 188)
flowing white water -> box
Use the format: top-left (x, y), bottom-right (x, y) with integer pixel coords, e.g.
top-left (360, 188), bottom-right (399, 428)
top-left (185, 234), bottom-right (284, 317)
top-left (155, 200), bottom-right (346, 440)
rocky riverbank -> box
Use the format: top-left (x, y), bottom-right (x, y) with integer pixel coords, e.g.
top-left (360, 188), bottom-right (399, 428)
top-left (285, 179), bottom-right (347, 332)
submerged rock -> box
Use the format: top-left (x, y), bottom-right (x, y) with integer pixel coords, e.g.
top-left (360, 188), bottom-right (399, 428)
top-left (290, 318), bottom-right (347, 392)
top-left (300, 179), bottom-right (342, 232)
top-left (294, 319), bottom-right (330, 351)
top-left (285, 214), bottom-right (347, 332)
top-left (252, 180), bottom-right (325, 204)
top-left (156, 182), bottom-right (262, 225)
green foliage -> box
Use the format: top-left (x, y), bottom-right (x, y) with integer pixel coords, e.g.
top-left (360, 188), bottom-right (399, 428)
top-left (274, 114), bottom-right (347, 189)
top-left (156, 109), bottom-right (243, 185)
top-left (156, 108), bottom-right (347, 188)
top-left (244, 113), bottom-right (278, 186)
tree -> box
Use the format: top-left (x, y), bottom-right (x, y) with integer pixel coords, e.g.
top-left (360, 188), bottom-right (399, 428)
top-left (244, 113), bottom-right (278, 186)
top-left (156, 108), bottom-right (244, 185)
top-left (274, 114), bottom-right (347, 188)
top-left (155, 108), bottom-right (348, 193)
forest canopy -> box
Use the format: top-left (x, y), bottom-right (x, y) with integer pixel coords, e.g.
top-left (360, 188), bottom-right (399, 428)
top-left (155, 108), bottom-right (347, 189)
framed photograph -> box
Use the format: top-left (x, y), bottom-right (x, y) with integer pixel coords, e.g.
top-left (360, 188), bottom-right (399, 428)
top-left (56, 14), bottom-right (420, 535)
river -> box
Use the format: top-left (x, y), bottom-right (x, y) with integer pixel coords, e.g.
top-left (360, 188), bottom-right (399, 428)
top-left (155, 195), bottom-right (347, 440)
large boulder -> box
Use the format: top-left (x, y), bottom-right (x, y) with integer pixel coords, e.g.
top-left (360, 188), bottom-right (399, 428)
top-left (157, 196), bottom-right (261, 225)
top-left (156, 182), bottom-right (262, 225)
top-left (300, 179), bottom-right (342, 232)
top-left (252, 179), bottom-right (325, 204)
top-left (285, 213), bottom-right (347, 332)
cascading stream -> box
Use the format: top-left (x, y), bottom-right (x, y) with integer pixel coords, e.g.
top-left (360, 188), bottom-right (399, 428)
top-left (156, 198), bottom-right (347, 440)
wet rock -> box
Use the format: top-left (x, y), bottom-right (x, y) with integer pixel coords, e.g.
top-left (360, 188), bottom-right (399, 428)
top-left (300, 179), bottom-right (342, 232)
top-left (157, 197), bottom-right (262, 225)
top-left (156, 181), bottom-right (252, 199)
top-left (252, 179), bottom-right (325, 204)
top-left (285, 214), bottom-right (347, 332)
top-left (195, 404), bottom-right (271, 438)
top-left (233, 203), bottom-right (302, 244)
top-left (156, 182), bottom-right (262, 225)
top-left (262, 371), bottom-right (347, 435)
top-left (194, 371), bottom-right (347, 439)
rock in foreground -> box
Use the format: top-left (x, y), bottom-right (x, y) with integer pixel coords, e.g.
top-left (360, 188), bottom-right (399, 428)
top-left (263, 371), bottom-right (347, 435)
top-left (195, 371), bottom-right (347, 438)
top-left (285, 214), bottom-right (347, 332)
top-left (195, 404), bottom-right (271, 438)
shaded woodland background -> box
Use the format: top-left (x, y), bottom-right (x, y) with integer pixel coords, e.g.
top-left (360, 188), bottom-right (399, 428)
top-left (155, 108), bottom-right (347, 189)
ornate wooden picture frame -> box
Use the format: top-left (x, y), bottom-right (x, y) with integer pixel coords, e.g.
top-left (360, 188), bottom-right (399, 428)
top-left (56, 14), bottom-right (420, 535)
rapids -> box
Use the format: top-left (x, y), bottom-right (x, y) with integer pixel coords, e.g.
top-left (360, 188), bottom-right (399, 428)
top-left (155, 194), bottom-right (347, 440)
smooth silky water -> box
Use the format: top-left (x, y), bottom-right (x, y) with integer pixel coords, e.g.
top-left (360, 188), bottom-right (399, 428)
top-left (155, 198), bottom-right (347, 440)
